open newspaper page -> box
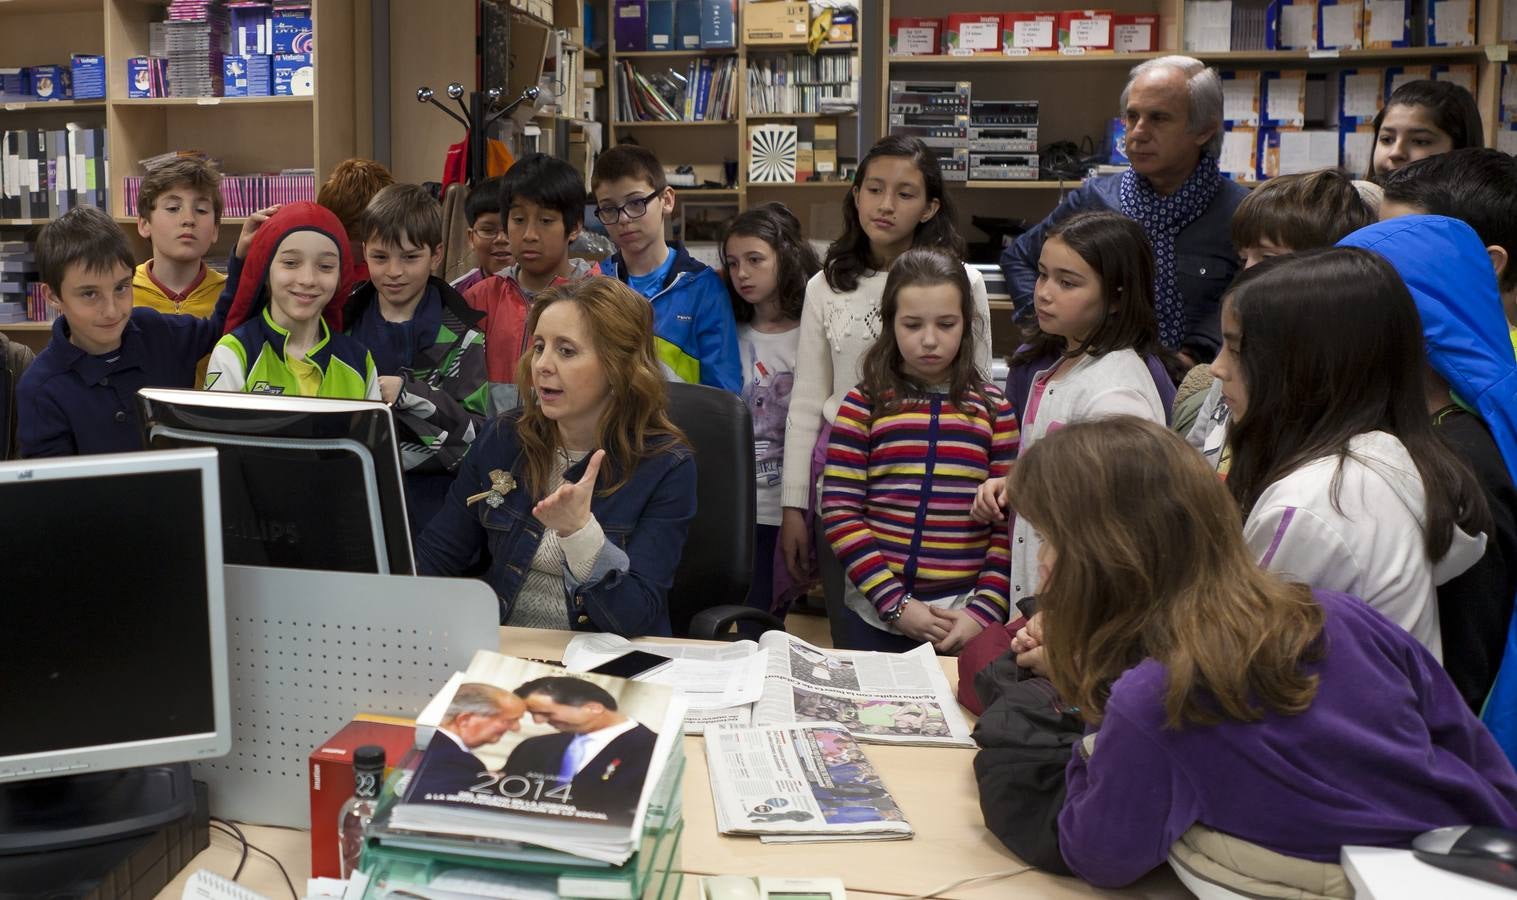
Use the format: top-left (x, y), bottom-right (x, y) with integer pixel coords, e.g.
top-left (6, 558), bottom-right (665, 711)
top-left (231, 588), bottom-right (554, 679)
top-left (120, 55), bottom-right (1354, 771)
top-left (561, 633), bottom-right (764, 734)
top-left (750, 632), bottom-right (974, 747)
top-left (705, 722), bottom-right (913, 842)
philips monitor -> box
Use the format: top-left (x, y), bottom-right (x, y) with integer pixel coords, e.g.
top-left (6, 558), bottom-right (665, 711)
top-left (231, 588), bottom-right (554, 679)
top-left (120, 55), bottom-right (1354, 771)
top-left (0, 448), bottom-right (229, 853)
top-left (136, 389), bottom-right (415, 576)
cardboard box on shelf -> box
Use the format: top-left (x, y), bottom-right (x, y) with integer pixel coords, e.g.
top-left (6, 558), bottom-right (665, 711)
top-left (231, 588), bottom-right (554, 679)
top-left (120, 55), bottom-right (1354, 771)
top-left (814, 118), bottom-right (839, 175)
top-left (273, 13), bottom-right (313, 54)
top-left (744, 1), bottom-right (809, 44)
top-left (273, 53), bottom-right (313, 96)
top-left (1057, 9), bottom-right (1114, 53)
top-left (890, 17), bottom-right (943, 55)
top-left (828, 9), bottom-right (857, 43)
top-left (945, 12), bottom-right (1004, 54)
top-left (1002, 12), bottom-right (1058, 54)
top-left (1113, 14), bottom-right (1158, 52)
top-left (796, 141), bottom-right (815, 181)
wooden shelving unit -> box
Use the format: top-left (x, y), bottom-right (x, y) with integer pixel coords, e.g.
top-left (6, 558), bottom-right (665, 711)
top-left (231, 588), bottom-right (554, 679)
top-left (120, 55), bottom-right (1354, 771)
top-left (603, 4), bottom-right (864, 235)
top-left (879, 0), bottom-right (1516, 227)
top-left (0, 0), bottom-right (359, 344)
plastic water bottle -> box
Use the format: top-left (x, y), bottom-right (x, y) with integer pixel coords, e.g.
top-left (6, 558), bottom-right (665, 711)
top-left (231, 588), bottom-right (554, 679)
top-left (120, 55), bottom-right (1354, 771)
top-left (337, 745), bottom-right (386, 879)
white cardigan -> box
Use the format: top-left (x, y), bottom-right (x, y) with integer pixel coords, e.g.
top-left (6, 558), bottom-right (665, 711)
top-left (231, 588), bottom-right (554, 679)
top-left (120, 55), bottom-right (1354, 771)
top-left (1007, 349), bottom-right (1166, 605)
top-left (779, 265), bottom-right (992, 510)
top-left (1243, 430), bottom-right (1486, 660)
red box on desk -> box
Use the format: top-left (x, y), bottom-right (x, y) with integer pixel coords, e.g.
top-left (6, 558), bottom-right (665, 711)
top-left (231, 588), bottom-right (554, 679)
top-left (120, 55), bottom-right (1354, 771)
top-left (945, 13), bottom-right (1004, 54)
top-left (1002, 12), bottom-right (1059, 53)
top-left (890, 17), bottom-right (943, 55)
top-left (309, 716), bottom-right (416, 878)
top-left (1113, 14), bottom-right (1159, 52)
top-left (1058, 9), bottom-right (1115, 52)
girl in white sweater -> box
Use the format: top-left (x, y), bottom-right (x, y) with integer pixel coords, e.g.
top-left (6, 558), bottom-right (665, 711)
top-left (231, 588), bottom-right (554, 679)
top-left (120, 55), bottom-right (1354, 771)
top-left (778, 136), bottom-right (993, 634)
top-left (973, 211), bottom-right (1167, 608)
top-left (1212, 248), bottom-right (1490, 658)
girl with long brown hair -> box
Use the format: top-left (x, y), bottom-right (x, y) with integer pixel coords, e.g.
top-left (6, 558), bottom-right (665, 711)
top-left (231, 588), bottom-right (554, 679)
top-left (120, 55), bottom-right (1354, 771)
top-left (996, 416), bottom-right (1517, 889)
top-left (819, 248), bottom-right (1019, 652)
top-left (1213, 248), bottom-right (1489, 659)
top-left (417, 278), bottom-right (695, 636)
top-left (973, 211), bottom-right (1168, 611)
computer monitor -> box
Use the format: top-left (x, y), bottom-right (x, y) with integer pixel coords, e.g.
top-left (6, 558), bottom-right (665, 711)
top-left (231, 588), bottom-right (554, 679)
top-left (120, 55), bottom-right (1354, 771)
top-left (0, 448), bottom-right (230, 853)
top-left (137, 388), bottom-right (415, 575)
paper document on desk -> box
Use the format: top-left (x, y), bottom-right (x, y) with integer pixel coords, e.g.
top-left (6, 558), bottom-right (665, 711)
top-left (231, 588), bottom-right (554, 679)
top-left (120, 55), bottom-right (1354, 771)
top-left (562, 632), bottom-right (973, 746)
top-left (705, 722), bottom-right (913, 842)
top-left (561, 633), bottom-right (768, 726)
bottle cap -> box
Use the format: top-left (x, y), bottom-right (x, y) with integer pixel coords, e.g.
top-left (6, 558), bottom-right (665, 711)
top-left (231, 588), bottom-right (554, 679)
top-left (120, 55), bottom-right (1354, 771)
top-left (353, 744), bottom-right (387, 771)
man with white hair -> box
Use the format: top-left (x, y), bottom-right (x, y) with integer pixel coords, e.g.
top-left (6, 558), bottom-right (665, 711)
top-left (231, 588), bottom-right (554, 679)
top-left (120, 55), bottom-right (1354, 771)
top-left (1000, 56), bottom-right (1248, 377)
top-left (409, 682), bottom-right (525, 799)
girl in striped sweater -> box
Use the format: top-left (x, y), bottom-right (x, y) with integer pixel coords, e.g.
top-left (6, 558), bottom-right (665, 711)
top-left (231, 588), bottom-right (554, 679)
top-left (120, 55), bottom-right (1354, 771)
top-left (821, 248), bottom-right (1020, 653)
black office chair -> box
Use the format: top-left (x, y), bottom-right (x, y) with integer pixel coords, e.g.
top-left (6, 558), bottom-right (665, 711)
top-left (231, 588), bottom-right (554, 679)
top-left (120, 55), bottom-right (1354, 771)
top-left (662, 381), bottom-right (784, 639)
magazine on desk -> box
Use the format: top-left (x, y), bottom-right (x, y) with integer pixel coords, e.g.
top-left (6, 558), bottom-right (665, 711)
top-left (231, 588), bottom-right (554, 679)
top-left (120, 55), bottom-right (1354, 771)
top-left (705, 722), bottom-right (913, 843)
top-left (561, 632), bottom-right (973, 747)
top-left (386, 649), bottom-right (687, 865)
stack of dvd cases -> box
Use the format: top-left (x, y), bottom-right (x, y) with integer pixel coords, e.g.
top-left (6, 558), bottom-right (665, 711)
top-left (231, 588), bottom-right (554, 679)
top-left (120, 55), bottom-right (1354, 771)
top-left (164, 0), bottom-right (229, 98)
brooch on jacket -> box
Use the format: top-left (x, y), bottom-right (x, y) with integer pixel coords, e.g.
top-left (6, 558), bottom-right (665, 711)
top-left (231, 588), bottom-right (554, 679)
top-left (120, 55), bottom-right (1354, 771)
top-left (466, 469), bottom-right (517, 508)
top-left (602, 758), bottom-right (621, 781)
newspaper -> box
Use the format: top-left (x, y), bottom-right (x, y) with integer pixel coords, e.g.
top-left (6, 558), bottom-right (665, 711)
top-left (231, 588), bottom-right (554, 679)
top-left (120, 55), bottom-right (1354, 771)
top-left (561, 634), bottom-right (766, 734)
top-left (705, 722), bottom-right (913, 842)
top-left (562, 632), bottom-right (973, 747)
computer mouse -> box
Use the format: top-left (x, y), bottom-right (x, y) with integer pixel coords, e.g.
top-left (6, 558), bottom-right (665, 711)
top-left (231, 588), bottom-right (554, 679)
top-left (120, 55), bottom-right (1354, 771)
top-left (1411, 825), bottom-right (1517, 889)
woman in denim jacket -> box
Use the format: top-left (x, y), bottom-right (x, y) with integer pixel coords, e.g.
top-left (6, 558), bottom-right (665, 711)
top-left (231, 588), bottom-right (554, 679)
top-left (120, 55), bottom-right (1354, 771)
top-left (416, 278), bottom-right (695, 636)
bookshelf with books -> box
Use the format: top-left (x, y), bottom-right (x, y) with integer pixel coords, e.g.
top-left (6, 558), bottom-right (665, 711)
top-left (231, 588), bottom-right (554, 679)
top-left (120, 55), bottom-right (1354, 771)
top-left (603, 1), bottom-right (865, 239)
top-left (877, 0), bottom-right (1514, 287)
top-left (0, 0), bottom-right (109, 347)
top-left (0, 0), bottom-right (358, 346)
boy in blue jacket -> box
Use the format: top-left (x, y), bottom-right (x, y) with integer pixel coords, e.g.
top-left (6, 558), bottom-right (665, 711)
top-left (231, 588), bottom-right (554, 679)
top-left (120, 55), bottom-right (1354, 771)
top-left (590, 145), bottom-right (741, 393)
top-left (17, 206), bottom-right (239, 457)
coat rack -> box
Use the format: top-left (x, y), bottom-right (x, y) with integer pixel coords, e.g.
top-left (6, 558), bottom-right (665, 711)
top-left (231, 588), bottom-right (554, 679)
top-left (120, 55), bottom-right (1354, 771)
top-left (414, 81), bottom-right (542, 185)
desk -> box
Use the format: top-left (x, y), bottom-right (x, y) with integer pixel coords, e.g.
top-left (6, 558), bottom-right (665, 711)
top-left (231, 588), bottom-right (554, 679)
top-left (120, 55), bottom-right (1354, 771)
top-left (157, 628), bottom-right (1185, 900)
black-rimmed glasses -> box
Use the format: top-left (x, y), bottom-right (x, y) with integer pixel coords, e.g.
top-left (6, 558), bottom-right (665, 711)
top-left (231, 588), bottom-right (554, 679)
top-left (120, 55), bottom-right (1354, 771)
top-left (595, 189), bottom-right (663, 226)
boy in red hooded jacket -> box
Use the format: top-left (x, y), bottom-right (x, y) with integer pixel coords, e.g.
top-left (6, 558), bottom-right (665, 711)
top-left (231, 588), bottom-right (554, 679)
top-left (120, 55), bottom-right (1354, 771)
top-left (204, 202), bottom-right (379, 400)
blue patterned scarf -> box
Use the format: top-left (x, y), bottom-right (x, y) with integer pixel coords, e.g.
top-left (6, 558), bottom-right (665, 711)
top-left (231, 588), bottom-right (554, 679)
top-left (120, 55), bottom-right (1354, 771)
top-left (1118, 155), bottom-right (1222, 350)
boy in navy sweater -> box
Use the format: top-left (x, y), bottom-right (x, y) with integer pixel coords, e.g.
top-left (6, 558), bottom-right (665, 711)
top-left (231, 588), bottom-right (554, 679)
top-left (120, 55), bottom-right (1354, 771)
top-left (17, 205), bottom-right (240, 457)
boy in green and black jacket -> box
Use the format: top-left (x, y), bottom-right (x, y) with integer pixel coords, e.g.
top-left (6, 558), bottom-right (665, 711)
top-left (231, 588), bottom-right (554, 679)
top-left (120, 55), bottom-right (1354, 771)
top-left (345, 183), bottom-right (489, 535)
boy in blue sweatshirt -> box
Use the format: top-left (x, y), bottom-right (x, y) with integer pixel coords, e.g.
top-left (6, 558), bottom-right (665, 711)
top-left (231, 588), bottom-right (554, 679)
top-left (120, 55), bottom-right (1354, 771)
top-left (590, 145), bottom-right (741, 393)
top-left (17, 205), bottom-right (239, 457)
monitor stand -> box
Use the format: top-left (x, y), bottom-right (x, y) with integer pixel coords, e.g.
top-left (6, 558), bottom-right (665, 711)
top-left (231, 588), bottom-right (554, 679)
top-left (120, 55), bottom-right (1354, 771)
top-left (0, 763), bottom-right (195, 855)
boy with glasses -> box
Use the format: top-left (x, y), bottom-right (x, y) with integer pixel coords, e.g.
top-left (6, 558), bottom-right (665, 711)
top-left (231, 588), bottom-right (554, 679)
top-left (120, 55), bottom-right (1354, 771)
top-left (591, 145), bottom-right (740, 393)
top-left (452, 175), bottom-right (512, 294)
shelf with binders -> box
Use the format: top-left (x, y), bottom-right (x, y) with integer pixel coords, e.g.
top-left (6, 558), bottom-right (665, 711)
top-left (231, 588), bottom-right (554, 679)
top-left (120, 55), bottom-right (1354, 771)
top-left (615, 48), bottom-right (741, 58)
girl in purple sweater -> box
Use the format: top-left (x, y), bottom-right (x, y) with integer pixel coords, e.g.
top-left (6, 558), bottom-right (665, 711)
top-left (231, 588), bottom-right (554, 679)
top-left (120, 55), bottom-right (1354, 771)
top-left (1001, 416), bottom-right (1517, 889)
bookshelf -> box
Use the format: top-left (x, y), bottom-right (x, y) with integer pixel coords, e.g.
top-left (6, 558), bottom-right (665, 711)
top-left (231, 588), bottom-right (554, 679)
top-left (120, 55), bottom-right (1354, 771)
top-left (603, 2), bottom-right (865, 237)
top-left (0, 0), bottom-right (359, 343)
top-left (879, 0), bottom-right (1517, 241)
